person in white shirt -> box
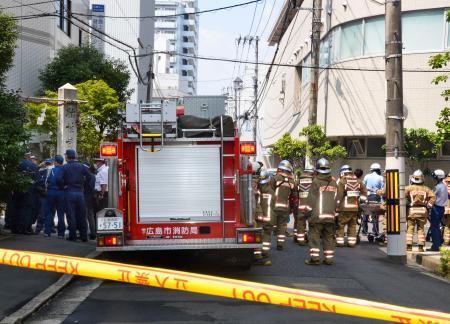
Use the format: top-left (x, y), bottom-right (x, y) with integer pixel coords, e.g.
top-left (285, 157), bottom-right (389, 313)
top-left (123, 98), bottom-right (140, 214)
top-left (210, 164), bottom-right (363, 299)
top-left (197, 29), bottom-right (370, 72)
top-left (94, 158), bottom-right (109, 213)
top-left (430, 169), bottom-right (449, 251)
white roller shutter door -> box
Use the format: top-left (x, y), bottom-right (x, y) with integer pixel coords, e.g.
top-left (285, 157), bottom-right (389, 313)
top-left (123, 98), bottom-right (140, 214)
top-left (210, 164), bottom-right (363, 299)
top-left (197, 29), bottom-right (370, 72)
top-left (136, 145), bottom-right (221, 222)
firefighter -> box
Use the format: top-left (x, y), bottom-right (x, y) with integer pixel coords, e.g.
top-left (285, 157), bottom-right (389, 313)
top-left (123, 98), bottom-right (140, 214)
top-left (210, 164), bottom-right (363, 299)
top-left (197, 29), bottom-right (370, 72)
top-left (254, 169), bottom-right (274, 266)
top-left (404, 170), bottom-right (435, 252)
top-left (336, 165), bottom-right (367, 248)
top-left (291, 169), bottom-right (301, 242)
top-left (305, 158), bottom-right (338, 265)
top-left (271, 160), bottom-right (295, 250)
top-left (443, 173), bottom-right (450, 246)
top-left (295, 167), bottom-right (315, 246)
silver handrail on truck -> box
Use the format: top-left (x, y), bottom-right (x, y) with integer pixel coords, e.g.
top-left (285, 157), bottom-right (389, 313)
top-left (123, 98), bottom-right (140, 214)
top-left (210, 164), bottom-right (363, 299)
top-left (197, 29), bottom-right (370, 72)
top-left (220, 116), bottom-right (225, 242)
top-left (138, 102), bottom-right (164, 153)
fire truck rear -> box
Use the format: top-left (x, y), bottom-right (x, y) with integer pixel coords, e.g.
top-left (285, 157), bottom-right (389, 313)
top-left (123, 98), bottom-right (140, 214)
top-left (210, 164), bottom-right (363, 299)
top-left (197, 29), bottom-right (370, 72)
top-left (96, 101), bottom-right (262, 267)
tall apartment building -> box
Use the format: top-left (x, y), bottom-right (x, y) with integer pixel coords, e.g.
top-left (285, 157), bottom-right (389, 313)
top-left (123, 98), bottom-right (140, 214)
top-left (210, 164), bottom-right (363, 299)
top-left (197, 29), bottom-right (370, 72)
top-left (154, 0), bottom-right (198, 97)
top-left (260, 0), bottom-right (450, 173)
top-left (89, 0), bottom-right (154, 103)
top-left (4, 0), bottom-right (90, 96)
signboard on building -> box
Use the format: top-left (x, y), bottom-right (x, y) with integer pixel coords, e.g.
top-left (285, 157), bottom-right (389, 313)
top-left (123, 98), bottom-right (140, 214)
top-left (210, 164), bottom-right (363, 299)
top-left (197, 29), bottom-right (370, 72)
top-left (91, 4), bottom-right (105, 53)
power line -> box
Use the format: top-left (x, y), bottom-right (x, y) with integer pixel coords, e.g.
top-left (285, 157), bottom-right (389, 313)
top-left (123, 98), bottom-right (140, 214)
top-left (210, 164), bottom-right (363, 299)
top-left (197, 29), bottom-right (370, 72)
top-left (71, 0), bottom-right (263, 19)
top-left (0, 0), bottom-right (54, 10)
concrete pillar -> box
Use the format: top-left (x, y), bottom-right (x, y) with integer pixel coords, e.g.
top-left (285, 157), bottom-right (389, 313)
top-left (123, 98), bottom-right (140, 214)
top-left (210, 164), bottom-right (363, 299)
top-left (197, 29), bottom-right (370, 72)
top-left (57, 83), bottom-right (78, 156)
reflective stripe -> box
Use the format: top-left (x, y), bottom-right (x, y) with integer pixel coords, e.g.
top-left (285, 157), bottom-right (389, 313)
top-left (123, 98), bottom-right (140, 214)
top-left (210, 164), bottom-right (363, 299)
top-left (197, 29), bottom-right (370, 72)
top-left (254, 250), bottom-right (262, 254)
top-left (336, 238), bottom-right (345, 243)
top-left (324, 255), bottom-right (334, 259)
top-left (348, 237), bottom-right (357, 242)
top-left (257, 216), bottom-right (271, 222)
top-left (263, 242), bottom-right (271, 246)
top-left (297, 234), bottom-right (305, 238)
top-left (310, 253), bottom-right (320, 257)
top-left (324, 250), bottom-right (334, 254)
top-left (262, 247), bottom-right (270, 251)
top-left (278, 235), bottom-right (286, 238)
top-left (319, 214), bottom-right (335, 219)
top-left (310, 248), bottom-right (320, 252)
top-left (344, 197), bottom-right (359, 209)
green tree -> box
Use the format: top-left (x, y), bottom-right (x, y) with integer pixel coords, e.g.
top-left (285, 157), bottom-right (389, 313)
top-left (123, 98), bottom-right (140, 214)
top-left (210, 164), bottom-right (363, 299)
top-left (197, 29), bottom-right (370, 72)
top-left (75, 80), bottom-right (121, 159)
top-left (271, 133), bottom-right (306, 169)
top-left (0, 12), bottom-right (30, 200)
top-left (39, 45), bottom-right (131, 102)
top-left (300, 125), bottom-right (347, 163)
top-left (404, 128), bottom-right (439, 174)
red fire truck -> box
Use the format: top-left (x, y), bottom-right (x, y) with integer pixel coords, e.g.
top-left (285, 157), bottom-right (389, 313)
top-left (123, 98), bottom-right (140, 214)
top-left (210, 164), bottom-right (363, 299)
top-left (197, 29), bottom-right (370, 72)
top-left (95, 101), bottom-right (262, 267)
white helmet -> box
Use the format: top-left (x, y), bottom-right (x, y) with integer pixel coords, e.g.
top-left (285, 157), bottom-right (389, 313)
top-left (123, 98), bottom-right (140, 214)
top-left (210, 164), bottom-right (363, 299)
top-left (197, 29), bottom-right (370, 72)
top-left (340, 165), bottom-right (352, 176)
top-left (251, 161), bottom-right (262, 174)
top-left (410, 169), bottom-right (424, 184)
top-left (277, 160), bottom-right (293, 173)
top-left (432, 169), bottom-right (445, 180)
top-left (370, 163), bottom-right (381, 171)
top-left (316, 158), bottom-right (331, 174)
top-left (259, 169), bottom-right (270, 184)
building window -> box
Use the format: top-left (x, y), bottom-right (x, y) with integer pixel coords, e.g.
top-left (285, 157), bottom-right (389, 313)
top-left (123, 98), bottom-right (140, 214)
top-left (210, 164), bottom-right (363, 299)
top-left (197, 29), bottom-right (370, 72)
top-left (339, 21), bottom-right (363, 60)
top-left (345, 138), bottom-right (366, 158)
top-left (301, 54), bottom-right (311, 86)
top-left (184, 14), bottom-right (189, 19)
top-left (56, 0), bottom-right (71, 36)
top-left (293, 66), bottom-right (302, 113)
top-left (78, 29), bottom-right (82, 46)
top-left (183, 36), bottom-right (188, 42)
top-left (182, 59), bottom-right (188, 65)
top-left (441, 141), bottom-right (450, 157)
top-left (183, 25), bottom-right (189, 31)
top-left (366, 138), bottom-right (385, 157)
top-left (403, 10), bottom-right (443, 52)
top-left (363, 16), bottom-right (385, 55)
top-left (319, 36), bottom-right (330, 68)
top-left (182, 70), bottom-right (188, 76)
top-left (182, 48), bottom-right (188, 54)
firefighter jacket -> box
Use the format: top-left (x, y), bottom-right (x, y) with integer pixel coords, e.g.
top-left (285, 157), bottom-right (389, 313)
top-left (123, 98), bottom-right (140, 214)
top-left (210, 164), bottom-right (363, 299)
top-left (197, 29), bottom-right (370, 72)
top-left (297, 174), bottom-right (314, 214)
top-left (444, 176), bottom-right (450, 215)
top-left (305, 174), bottom-right (338, 224)
top-left (256, 182), bottom-right (274, 223)
top-left (337, 174), bottom-right (367, 212)
top-left (289, 181), bottom-right (299, 216)
top-left (271, 173), bottom-right (296, 213)
top-left (405, 184), bottom-right (435, 218)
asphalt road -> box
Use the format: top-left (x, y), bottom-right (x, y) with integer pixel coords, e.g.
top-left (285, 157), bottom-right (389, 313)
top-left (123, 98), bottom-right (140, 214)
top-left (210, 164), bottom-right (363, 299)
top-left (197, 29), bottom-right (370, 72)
top-left (27, 237), bottom-right (450, 324)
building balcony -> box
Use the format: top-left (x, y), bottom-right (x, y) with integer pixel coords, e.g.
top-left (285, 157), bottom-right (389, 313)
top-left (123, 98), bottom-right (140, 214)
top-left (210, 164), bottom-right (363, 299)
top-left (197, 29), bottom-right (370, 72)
top-left (187, 19), bottom-right (196, 26)
top-left (184, 7), bottom-right (195, 14)
top-left (183, 30), bottom-right (195, 38)
top-left (155, 21), bottom-right (177, 29)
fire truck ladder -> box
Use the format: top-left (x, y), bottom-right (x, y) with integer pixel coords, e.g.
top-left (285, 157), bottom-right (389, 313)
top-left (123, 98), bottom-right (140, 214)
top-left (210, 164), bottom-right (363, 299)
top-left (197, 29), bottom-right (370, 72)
top-left (138, 102), bottom-right (164, 153)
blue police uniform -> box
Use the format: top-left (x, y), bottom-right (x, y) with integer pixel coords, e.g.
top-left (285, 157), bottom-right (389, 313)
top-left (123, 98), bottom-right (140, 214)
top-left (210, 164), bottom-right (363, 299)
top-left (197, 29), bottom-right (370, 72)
top-left (57, 157), bottom-right (90, 241)
top-left (430, 181), bottom-right (448, 251)
top-left (44, 165), bottom-right (66, 237)
top-left (364, 172), bottom-right (384, 201)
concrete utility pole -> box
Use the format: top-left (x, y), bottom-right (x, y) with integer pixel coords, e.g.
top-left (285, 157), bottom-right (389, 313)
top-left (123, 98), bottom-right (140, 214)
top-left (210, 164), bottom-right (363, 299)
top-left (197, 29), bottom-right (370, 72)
top-left (385, 0), bottom-right (406, 264)
top-left (306, 0), bottom-right (322, 168)
top-left (57, 83), bottom-right (78, 156)
top-left (253, 36), bottom-right (259, 143)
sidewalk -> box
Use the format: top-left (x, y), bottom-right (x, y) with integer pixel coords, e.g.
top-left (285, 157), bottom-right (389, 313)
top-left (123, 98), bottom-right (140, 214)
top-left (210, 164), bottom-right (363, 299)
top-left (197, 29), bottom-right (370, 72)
top-left (407, 245), bottom-right (450, 278)
top-left (0, 231), bottom-right (96, 321)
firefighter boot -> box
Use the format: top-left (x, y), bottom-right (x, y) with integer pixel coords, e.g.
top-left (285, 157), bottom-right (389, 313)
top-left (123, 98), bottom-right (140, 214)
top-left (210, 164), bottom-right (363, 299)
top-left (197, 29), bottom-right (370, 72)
top-left (418, 245), bottom-right (425, 252)
top-left (406, 244), bottom-right (413, 252)
top-left (255, 258), bottom-right (272, 266)
top-left (304, 259), bottom-right (320, 265)
top-left (323, 259), bottom-right (333, 265)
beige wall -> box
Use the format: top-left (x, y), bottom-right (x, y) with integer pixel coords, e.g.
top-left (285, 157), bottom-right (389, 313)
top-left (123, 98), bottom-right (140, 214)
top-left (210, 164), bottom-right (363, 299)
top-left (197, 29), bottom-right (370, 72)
top-left (260, 0), bottom-right (450, 165)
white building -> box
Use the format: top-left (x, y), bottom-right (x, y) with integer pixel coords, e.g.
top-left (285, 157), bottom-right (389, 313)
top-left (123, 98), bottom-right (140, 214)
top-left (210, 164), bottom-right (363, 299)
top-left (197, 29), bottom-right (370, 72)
top-left (154, 0), bottom-right (198, 97)
top-left (260, 0), bottom-right (450, 172)
top-left (89, 0), bottom-right (154, 103)
top-left (4, 0), bottom-right (90, 96)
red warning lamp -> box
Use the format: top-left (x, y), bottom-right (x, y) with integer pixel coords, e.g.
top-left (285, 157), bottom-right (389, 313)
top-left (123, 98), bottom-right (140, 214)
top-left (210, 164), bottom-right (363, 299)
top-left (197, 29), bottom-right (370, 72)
top-left (100, 144), bottom-right (118, 157)
top-left (240, 142), bottom-right (256, 155)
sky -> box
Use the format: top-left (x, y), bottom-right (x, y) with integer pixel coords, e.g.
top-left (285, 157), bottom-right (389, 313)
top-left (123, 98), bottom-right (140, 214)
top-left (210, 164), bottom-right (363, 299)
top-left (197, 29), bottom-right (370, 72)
top-left (196, 0), bottom-right (284, 96)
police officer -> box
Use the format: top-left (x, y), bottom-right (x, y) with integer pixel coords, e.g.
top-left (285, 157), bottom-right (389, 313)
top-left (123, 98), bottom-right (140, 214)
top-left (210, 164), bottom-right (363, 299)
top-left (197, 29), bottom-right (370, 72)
top-left (35, 159), bottom-right (54, 234)
top-left (83, 162), bottom-right (97, 240)
top-left (443, 173), bottom-right (450, 246)
top-left (43, 155), bottom-right (66, 238)
top-left (364, 163), bottom-right (384, 202)
top-left (270, 160), bottom-right (295, 250)
top-left (94, 157), bottom-right (109, 213)
top-left (405, 170), bottom-right (435, 252)
top-left (305, 158), bottom-right (338, 265)
top-left (57, 149), bottom-right (91, 241)
top-left (429, 169), bottom-right (448, 251)
top-left (255, 169), bottom-right (274, 266)
top-left (295, 167), bottom-right (315, 246)
top-left (336, 165), bottom-right (367, 248)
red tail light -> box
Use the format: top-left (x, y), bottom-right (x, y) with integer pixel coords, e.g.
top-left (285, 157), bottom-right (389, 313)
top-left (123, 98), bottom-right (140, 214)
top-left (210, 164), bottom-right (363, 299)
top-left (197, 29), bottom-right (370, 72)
top-left (101, 144), bottom-right (118, 157)
top-left (237, 230), bottom-right (261, 244)
top-left (98, 235), bottom-right (123, 247)
top-left (240, 142), bottom-right (256, 155)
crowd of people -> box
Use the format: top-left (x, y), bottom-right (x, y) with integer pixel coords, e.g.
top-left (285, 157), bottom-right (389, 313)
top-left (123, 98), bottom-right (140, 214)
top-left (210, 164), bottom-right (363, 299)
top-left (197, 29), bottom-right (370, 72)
top-left (253, 159), bottom-right (450, 266)
top-left (4, 149), bottom-right (109, 242)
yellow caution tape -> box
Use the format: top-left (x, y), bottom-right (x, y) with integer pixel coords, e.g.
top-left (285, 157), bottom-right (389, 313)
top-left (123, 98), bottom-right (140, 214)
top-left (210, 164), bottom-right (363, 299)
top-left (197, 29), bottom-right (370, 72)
top-left (0, 248), bottom-right (449, 323)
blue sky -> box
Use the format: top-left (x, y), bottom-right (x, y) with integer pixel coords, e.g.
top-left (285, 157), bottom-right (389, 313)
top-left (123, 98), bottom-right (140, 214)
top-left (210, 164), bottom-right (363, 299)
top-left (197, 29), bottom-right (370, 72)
top-left (197, 0), bottom-right (284, 95)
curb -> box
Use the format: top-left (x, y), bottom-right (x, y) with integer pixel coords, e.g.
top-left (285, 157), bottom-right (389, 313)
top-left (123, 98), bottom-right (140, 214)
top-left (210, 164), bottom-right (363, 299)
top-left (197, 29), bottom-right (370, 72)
top-left (407, 251), bottom-right (442, 273)
top-left (0, 250), bottom-right (101, 324)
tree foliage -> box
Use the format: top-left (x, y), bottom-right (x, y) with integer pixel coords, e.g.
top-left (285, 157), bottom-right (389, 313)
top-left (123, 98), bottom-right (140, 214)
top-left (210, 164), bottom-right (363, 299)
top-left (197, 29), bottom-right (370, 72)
top-left (39, 45), bottom-right (131, 102)
top-left (0, 12), bottom-right (30, 200)
top-left (272, 125), bottom-right (347, 170)
top-left (403, 128), bottom-right (439, 172)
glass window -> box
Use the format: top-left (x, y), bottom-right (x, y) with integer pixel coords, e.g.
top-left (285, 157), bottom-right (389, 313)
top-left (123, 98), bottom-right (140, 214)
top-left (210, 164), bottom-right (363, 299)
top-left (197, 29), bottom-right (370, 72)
top-left (441, 141), bottom-right (450, 156)
top-left (302, 54), bottom-right (311, 86)
top-left (366, 138), bottom-right (385, 157)
top-left (339, 21), bottom-right (363, 60)
top-left (364, 17), bottom-right (385, 56)
top-left (320, 36), bottom-right (330, 68)
top-left (403, 10), bottom-right (444, 52)
top-left (345, 138), bottom-right (366, 158)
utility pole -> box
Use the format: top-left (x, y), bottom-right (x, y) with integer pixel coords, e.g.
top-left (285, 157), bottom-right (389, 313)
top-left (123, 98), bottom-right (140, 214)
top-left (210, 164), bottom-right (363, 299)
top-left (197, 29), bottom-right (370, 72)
top-left (385, 0), bottom-right (406, 264)
top-left (253, 36), bottom-right (259, 143)
top-left (306, 0), bottom-right (322, 168)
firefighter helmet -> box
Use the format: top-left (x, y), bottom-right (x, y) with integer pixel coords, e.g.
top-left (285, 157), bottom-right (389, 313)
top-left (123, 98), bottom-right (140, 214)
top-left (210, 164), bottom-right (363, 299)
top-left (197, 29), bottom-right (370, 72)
top-left (259, 169), bottom-right (270, 184)
top-left (277, 160), bottom-right (293, 173)
top-left (370, 163), bottom-right (381, 171)
top-left (316, 158), bottom-right (331, 174)
top-left (251, 161), bottom-right (262, 174)
top-left (410, 169), bottom-right (424, 184)
top-left (432, 169), bottom-right (445, 180)
top-left (340, 164), bottom-right (352, 176)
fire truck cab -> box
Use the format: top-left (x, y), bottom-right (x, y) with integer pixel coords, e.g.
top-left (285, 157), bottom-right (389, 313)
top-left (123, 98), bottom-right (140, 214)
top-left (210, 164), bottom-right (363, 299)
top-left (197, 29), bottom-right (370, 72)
top-left (96, 100), bottom-right (262, 268)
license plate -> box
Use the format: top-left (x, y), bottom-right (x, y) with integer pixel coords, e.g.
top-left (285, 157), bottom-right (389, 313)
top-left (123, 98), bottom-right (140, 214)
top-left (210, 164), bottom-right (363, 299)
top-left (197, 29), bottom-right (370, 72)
top-left (97, 217), bottom-right (123, 231)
